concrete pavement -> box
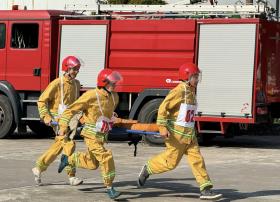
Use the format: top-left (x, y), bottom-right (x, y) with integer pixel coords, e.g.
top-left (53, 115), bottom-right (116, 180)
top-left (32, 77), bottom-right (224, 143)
top-left (0, 135), bottom-right (280, 202)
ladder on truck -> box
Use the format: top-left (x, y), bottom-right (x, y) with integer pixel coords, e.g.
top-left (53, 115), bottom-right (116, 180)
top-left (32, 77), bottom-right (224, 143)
top-left (61, 0), bottom-right (275, 18)
top-left (4, 0), bottom-right (276, 19)
top-left (62, 1), bottom-right (275, 19)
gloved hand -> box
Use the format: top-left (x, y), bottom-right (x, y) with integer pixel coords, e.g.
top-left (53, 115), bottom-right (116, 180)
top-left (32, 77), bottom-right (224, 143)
top-left (79, 116), bottom-right (85, 125)
top-left (59, 130), bottom-right (66, 136)
top-left (43, 114), bottom-right (52, 126)
top-left (159, 126), bottom-right (170, 139)
top-left (113, 112), bottom-right (118, 118)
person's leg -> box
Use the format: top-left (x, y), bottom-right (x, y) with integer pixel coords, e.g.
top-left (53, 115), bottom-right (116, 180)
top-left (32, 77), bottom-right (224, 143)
top-left (83, 137), bottom-right (115, 186)
top-left (58, 138), bottom-right (99, 172)
top-left (61, 138), bottom-right (83, 185)
top-left (85, 136), bottom-right (120, 199)
top-left (32, 136), bottom-right (63, 185)
top-left (185, 137), bottom-right (222, 200)
top-left (58, 135), bottom-right (120, 199)
top-left (67, 139), bottom-right (99, 171)
top-left (58, 136), bottom-right (99, 185)
top-left (138, 134), bottom-right (185, 187)
top-left (35, 136), bottom-right (64, 171)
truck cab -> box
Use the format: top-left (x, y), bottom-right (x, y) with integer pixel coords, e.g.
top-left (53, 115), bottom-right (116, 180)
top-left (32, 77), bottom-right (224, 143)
top-left (0, 10), bottom-right (69, 137)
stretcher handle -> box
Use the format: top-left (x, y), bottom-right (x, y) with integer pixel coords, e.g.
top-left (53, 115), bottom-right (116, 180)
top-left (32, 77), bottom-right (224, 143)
top-left (51, 122), bottom-right (160, 136)
top-left (51, 121), bottom-right (58, 126)
top-left (125, 129), bottom-right (160, 136)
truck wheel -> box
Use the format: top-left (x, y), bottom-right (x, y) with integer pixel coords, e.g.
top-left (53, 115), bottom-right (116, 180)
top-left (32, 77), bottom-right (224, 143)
top-left (27, 121), bottom-right (55, 137)
top-left (0, 95), bottom-right (16, 138)
top-left (138, 98), bottom-right (164, 145)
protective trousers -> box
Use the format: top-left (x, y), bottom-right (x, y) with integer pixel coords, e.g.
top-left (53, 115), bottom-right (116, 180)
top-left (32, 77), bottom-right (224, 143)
top-left (36, 136), bottom-right (76, 177)
top-left (68, 134), bottom-right (115, 187)
top-left (146, 133), bottom-right (213, 191)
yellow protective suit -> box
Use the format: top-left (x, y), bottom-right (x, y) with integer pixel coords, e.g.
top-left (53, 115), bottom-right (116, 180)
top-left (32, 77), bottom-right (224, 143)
top-left (35, 75), bottom-right (80, 177)
top-left (147, 82), bottom-right (213, 191)
top-left (59, 87), bottom-right (119, 187)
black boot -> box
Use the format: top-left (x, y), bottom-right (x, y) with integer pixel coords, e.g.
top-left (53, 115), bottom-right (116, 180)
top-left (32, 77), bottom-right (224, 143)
top-left (200, 188), bottom-right (222, 200)
top-left (58, 154), bottom-right (69, 173)
top-left (137, 164), bottom-right (149, 188)
top-left (107, 187), bottom-right (121, 199)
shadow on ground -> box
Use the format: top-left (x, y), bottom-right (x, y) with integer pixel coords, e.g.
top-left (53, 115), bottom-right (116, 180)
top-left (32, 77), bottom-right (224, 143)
top-left (74, 177), bottom-right (280, 201)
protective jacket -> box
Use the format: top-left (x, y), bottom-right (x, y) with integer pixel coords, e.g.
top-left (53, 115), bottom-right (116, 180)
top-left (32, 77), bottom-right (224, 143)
top-left (156, 82), bottom-right (196, 139)
top-left (59, 88), bottom-right (119, 139)
top-left (38, 76), bottom-right (80, 122)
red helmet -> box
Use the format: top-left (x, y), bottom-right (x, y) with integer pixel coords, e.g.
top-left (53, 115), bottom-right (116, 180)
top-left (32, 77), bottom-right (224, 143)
top-left (179, 63), bottom-right (200, 81)
top-left (97, 69), bottom-right (123, 87)
top-left (62, 56), bottom-right (81, 72)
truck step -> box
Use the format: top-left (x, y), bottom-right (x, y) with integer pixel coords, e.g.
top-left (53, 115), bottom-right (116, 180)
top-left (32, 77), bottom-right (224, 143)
top-left (21, 117), bottom-right (40, 121)
top-left (199, 130), bottom-right (222, 134)
top-left (21, 100), bottom-right (38, 103)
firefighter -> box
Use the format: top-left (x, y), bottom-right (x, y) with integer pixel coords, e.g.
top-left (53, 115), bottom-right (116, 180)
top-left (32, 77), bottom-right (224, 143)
top-left (32, 56), bottom-right (83, 186)
top-left (137, 63), bottom-right (223, 200)
top-left (57, 69), bottom-right (122, 200)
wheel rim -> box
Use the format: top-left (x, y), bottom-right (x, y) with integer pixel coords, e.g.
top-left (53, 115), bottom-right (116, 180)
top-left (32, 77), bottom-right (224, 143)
top-left (0, 106), bottom-right (5, 127)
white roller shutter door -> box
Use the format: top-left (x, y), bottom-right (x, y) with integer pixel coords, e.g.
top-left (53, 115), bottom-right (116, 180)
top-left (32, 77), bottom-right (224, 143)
top-left (197, 23), bottom-right (256, 117)
top-left (59, 24), bottom-right (107, 88)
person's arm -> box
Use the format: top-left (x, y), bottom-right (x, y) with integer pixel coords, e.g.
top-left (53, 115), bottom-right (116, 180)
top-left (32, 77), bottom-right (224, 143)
top-left (37, 79), bottom-right (58, 125)
top-left (157, 87), bottom-right (181, 138)
top-left (59, 90), bottom-right (92, 135)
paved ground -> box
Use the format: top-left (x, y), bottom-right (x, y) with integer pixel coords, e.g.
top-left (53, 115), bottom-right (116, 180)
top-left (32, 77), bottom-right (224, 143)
top-left (0, 133), bottom-right (280, 202)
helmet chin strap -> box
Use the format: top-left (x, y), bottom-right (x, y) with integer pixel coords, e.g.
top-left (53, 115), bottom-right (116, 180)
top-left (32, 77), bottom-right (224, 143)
top-left (65, 71), bottom-right (75, 80)
top-left (103, 86), bottom-right (112, 93)
top-left (184, 80), bottom-right (190, 84)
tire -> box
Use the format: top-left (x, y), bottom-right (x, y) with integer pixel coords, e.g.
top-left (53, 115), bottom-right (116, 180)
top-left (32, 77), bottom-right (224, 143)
top-left (138, 98), bottom-right (164, 145)
top-left (27, 121), bottom-right (55, 137)
top-left (0, 95), bottom-right (16, 138)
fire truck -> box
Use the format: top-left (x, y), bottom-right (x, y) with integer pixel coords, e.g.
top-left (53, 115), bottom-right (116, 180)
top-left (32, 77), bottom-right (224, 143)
top-left (0, 1), bottom-right (279, 144)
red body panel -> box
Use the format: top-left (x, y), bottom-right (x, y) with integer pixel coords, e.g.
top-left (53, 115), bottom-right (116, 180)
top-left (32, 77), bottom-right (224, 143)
top-left (40, 20), bottom-right (51, 90)
top-left (0, 21), bottom-right (7, 80)
top-left (0, 10), bottom-right (70, 20)
top-left (259, 21), bottom-right (280, 103)
top-left (6, 20), bottom-right (43, 90)
top-left (109, 20), bottom-right (196, 92)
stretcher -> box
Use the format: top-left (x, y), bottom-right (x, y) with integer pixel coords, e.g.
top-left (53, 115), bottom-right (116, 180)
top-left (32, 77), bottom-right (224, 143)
top-left (50, 119), bottom-right (160, 156)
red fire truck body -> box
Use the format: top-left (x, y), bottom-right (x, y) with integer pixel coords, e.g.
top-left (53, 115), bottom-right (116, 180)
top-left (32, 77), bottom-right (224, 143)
top-left (0, 10), bottom-right (279, 143)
